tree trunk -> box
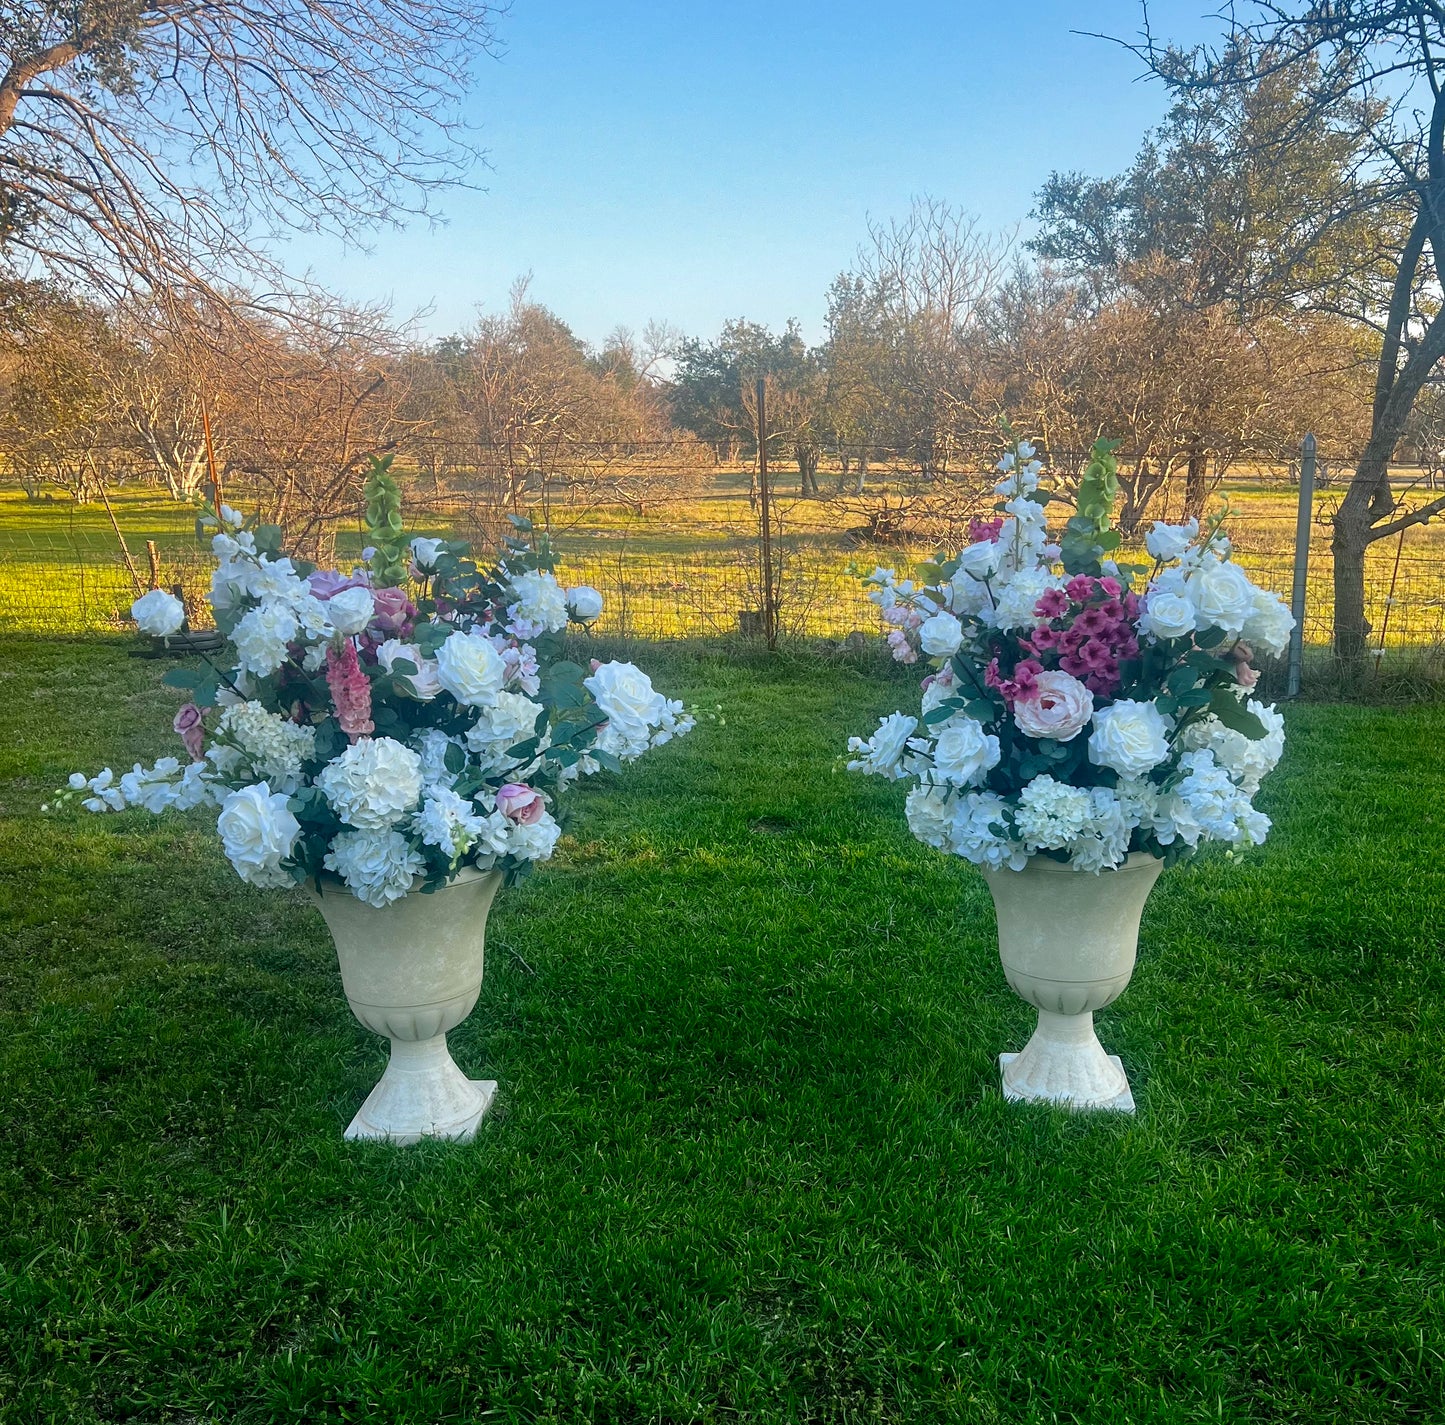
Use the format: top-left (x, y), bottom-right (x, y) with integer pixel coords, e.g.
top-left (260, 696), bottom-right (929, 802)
top-left (1331, 447), bottom-right (1391, 684)
top-left (1183, 438), bottom-right (1207, 522)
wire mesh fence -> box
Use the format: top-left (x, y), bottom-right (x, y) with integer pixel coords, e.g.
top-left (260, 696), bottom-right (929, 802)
top-left (2, 454), bottom-right (1442, 684)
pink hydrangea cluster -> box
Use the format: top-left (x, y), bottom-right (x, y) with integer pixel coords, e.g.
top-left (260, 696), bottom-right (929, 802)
top-left (1022, 574), bottom-right (1142, 698)
top-left (985, 656), bottom-right (1042, 703)
top-left (968, 516), bottom-right (1005, 544)
top-left (325, 640), bottom-right (374, 741)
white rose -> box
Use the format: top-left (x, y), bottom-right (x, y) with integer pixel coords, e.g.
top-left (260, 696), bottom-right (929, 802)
top-left (1145, 519), bottom-right (1199, 562)
top-left (326, 586), bottom-right (375, 636)
top-left (1243, 586), bottom-right (1295, 658)
top-left (846, 711), bottom-right (918, 781)
top-left (929, 720), bottom-right (1000, 787)
top-left (567, 585), bottom-right (604, 621)
top-left (919, 611), bottom-right (964, 658)
top-left (956, 540), bottom-right (1003, 580)
top-left (216, 782), bottom-right (300, 889)
top-left (1088, 700), bottom-right (1172, 778)
top-left (131, 588), bottom-right (186, 637)
top-left (435, 631), bottom-right (507, 706)
top-left (315, 737), bottom-right (424, 831)
top-left (1139, 589), bottom-right (1196, 642)
top-left (1013, 670), bottom-right (1094, 742)
top-left (1185, 558), bottom-right (1256, 638)
top-left (585, 661), bottom-right (666, 742)
top-left (410, 536), bottom-right (445, 572)
top-left (377, 639), bottom-right (442, 701)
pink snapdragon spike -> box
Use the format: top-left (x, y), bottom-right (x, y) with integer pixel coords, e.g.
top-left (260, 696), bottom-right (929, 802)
top-left (496, 783), bottom-right (545, 825)
top-left (968, 516), bottom-right (1005, 544)
top-left (370, 586), bottom-right (416, 637)
top-left (173, 703), bottom-right (206, 761)
top-left (325, 640), bottom-right (375, 741)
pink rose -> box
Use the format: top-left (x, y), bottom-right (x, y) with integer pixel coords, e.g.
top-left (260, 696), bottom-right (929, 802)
top-left (369, 586), bottom-right (416, 636)
top-left (496, 783), bottom-right (545, 825)
top-left (173, 702), bottom-right (206, 761)
top-left (1012, 670), bottom-right (1095, 742)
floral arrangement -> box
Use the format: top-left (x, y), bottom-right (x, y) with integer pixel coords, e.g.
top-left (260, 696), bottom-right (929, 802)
top-left (847, 431), bottom-right (1292, 873)
top-left (55, 458), bottom-right (692, 906)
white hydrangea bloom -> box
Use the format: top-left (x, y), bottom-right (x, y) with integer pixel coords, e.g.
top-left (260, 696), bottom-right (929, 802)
top-left (1178, 700), bottom-right (1285, 795)
top-left (950, 791), bottom-right (1026, 871)
top-left (324, 829), bottom-right (426, 907)
top-left (1013, 775), bottom-right (1092, 852)
top-left (411, 727), bottom-right (463, 790)
top-left (1065, 788), bottom-right (1132, 873)
top-left (315, 737), bottom-right (424, 831)
top-left (505, 808), bottom-right (562, 862)
top-left (231, 602), bottom-right (299, 676)
top-left (464, 690), bottom-right (545, 769)
top-left (987, 568), bottom-right (1064, 632)
top-left (904, 784), bottom-right (953, 850)
top-left (469, 809), bottom-right (515, 869)
top-left (508, 569), bottom-right (569, 635)
top-left (413, 788), bottom-right (487, 861)
top-left (209, 701), bottom-right (316, 794)
top-left (1155, 750), bottom-right (1269, 848)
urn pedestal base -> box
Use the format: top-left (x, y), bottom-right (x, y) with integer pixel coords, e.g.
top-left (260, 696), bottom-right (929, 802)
top-left (344, 1033), bottom-right (497, 1145)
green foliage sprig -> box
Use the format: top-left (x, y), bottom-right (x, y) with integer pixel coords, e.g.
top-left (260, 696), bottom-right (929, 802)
top-left (362, 455), bottom-right (408, 587)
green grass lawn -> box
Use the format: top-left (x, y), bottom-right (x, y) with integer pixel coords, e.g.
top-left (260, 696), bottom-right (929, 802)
top-left (1, 636), bottom-right (1442, 1423)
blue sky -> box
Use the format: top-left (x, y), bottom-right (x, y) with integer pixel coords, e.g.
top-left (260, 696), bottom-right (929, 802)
top-left (283, 2), bottom-right (1225, 347)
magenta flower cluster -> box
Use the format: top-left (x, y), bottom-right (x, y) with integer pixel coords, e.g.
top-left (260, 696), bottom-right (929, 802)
top-left (1019, 574), bottom-right (1142, 698)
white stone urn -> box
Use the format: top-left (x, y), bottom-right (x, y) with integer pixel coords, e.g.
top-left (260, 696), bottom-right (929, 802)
top-left (981, 851), bottom-right (1163, 1113)
top-left (306, 867), bottom-right (504, 1144)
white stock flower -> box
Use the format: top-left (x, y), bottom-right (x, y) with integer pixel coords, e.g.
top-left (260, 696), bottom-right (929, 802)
top-left (244, 556), bottom-right (307, 604)
top-left (131, 588), bottom-right (186, 637)
top-left (508, 569), bottom-right (569, 634)
top-left (435, 631), bottom-right (507, 707)
top-left (846, 712), bottom-right (918, 781)
top-left (118, 757), bottom-right (183, 814)
top-left (1145, 519), bottom-right (1199, 562)
top-left (316, 737), bottom-right (424, 831)
top-left (567, 585), bottom-right (604, 621)
top-left (1012, 671), bottom-right (1093, 742)
top-left (324, 829), bottom-right (425, 907)
top-left (1014, 775), bottom-right (1092, 852)
top-left (232, 603), bottom-right (299, 676)
top-left (1088, 700), bottom-right (1172, 779)
top-left (1185, 557), bottom-right (1256, 638)
top-left (1139, 589), bottom-right (1196, 642)
top-left (326, 586), bottom-right (375, 637)
top-left (919, 611), bottom-right (964, 658)
top-left (376, 639), bottom-right (442, 700)
top-left (216, 783), bottom-right (300, 889)
top-left (1243, 586), bottom-right (1295, 658)
top-left (926, 720), bottom-right (1000, 787)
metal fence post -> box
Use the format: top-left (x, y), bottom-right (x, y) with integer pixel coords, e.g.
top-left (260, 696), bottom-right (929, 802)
top-left (756, 377), bottom-right (777, 650)
top-left (1286, 432), bottom-right (1316, 698)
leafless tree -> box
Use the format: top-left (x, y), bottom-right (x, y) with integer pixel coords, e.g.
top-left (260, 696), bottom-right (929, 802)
top-left (1, 0), bottom-right (504, 302)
